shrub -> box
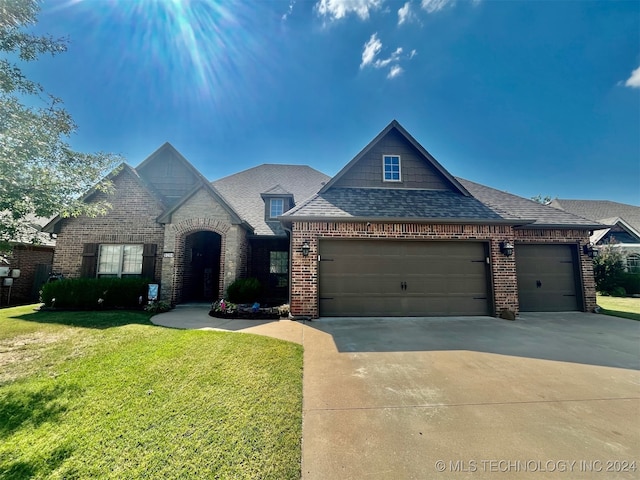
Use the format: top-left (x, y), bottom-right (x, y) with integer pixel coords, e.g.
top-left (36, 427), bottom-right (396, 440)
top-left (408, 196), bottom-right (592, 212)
top-left (593, 246), bottom-right (625, 294)
top-left (226, 277), bottom-right (263, 304)
top-left (619, 273), bottom-right (640, 295)
top-left (41, 277), bottom-right (150, 310)
top-left (144, 300), bottom-right (172, 314)
top-left (611, 286), bottom-right (627, 297)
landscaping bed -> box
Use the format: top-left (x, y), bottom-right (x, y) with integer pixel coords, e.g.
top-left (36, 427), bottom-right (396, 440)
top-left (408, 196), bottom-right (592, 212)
top-left (209, 301), bottom-right (289, 320)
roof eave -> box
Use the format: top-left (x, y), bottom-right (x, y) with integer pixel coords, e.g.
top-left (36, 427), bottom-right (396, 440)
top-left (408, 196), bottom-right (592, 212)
top-left (278, 215), bottom-right (533, 226)
top-left (514, 223), bottom-right (606, 230)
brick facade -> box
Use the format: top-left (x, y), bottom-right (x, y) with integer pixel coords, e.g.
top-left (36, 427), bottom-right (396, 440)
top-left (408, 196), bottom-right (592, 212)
top-left (2, 245), bottom-right (54, 306)
top-left (290, 221), bottom-right (595, 318)
top-left (52, 169), bottom-right (166, 283)
top-left (160, 188), bottom-right (248, 304)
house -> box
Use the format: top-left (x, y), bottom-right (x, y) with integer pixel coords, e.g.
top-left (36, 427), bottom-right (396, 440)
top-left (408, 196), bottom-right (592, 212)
top-left (44, 121), bottom-right (601, 317)
top-left (550, 199), bottom-right (640, 272)
top-left (1, 216), bottom-right (55, 307)
top-left (43, 143), bottom-right (329, 306)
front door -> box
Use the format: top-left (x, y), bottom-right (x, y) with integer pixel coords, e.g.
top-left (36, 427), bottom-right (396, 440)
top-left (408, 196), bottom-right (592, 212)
top-left (183, 231), bottom-right (221, 302)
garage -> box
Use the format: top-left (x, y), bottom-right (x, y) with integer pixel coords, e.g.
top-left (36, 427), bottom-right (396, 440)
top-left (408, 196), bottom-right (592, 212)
top-left (318, 240), bottom-right (491, 317)
top-left (515, 244), bottom-right (582, 312)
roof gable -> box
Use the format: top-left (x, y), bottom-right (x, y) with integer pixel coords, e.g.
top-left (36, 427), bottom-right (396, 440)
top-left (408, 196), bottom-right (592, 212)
top-left (550, 199), bottom-right (640, 233)
top-left (156, 182), bottom-right (246, 227)
top-left (43, 163), bottom-right (162, 233)
top-left (590, 217), bottom-right (640, 244)
top-left (135, 143), bottom-right (204, 207)
top-left (261, 184), bottom-right (293, 196)
top-left (320, 120), bottom-right (470, 195)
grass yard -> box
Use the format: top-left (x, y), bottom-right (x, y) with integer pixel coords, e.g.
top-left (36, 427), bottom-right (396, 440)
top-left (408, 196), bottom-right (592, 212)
top-left (0, 306), bottom-right (303, 479)
top-left (597, 294), bottom-right (640, 321)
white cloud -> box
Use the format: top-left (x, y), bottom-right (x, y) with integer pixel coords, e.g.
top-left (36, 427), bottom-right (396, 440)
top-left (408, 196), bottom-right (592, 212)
top-left (388, 65), bottom-right (403, 78)
top-left (398, 2), bottom-right (416, 25)
top-left (316, 0), bottom-right (383, 21)
top-left (360, 35), bottom-right (414, 79)
top-left (374, 47), bottom-right (403, 68)
top-left (360, 33), bottom-right (382, 68)
top-left (625, 66), bottom-right (640, 88)
top-left (421, 0), bottom-right (454, 14)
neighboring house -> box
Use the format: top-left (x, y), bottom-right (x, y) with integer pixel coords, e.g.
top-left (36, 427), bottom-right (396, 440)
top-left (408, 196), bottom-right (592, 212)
top-left (44, 143), bottom-right (329, 305)
top-left (1, 216), bottom-right (55, 307)
top-left (550, 199), bottom-right (640, 273)
top-left (45, 121), bottom-right (602, 317)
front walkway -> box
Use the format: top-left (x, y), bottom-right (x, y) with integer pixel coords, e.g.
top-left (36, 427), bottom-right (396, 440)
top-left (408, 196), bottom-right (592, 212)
top-left (150, 303), bottom-right (304, 344)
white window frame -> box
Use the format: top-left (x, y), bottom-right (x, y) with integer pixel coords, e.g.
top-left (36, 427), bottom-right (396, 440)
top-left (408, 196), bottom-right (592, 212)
top-left (97, 244), bottom-right (143, 278)
top-left (269, 198), bottom-right (285, 219)
top-left (627, 254), bottom-right (640, 273)
top-left (383, 155), bottom-right (402, 182)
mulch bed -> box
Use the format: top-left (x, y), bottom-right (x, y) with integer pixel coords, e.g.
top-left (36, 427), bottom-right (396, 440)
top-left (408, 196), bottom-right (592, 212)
top-left (208, 306), bottom-right (282, 320)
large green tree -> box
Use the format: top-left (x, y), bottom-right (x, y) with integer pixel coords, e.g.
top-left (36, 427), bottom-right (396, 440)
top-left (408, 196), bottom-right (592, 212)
top-left (0, 0), bottom-right (121, 252)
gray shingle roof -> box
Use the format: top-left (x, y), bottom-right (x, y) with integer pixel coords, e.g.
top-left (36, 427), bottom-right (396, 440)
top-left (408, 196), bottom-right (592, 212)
top-left (283, 179), bottom-right (605, 228)
top-left (458, 179), bottom-right (604, 228)
top-left (212, 164), bottom-right (330, 236)
top-left (283, 187), bottom-right (507, 222)
top-left (550, 199), bottom-right (640, 232)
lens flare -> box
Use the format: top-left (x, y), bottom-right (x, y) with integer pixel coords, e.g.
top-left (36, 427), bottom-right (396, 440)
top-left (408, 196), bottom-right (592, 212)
top-left (48, 0), bottom-right (282, 118)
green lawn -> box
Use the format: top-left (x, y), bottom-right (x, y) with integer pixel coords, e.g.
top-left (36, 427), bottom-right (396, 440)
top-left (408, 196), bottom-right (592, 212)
top-left (0, 306), bottom-right (303, 479)
top-left (597, 294), bottom-right (640, 321)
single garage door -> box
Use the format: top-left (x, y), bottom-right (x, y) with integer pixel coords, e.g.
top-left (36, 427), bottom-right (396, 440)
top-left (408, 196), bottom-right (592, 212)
top-left (319, 240), bottom-right (491, 317)
top-left (515, 244), bottom-right (581, 312)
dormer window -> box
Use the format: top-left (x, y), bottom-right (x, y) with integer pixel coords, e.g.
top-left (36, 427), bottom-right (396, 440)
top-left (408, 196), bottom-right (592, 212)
top-left (383, 155), bottom-right (401, 182)
top-left (269, 198), bottom-right (285, 219)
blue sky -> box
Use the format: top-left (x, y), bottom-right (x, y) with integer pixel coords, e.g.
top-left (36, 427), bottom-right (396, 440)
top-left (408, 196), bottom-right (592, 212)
top-left (25, 0), bottom-right (640, 205)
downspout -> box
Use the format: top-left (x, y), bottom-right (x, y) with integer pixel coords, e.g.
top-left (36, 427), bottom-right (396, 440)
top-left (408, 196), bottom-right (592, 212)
top-left (282, 224), bottom-right (294, 317)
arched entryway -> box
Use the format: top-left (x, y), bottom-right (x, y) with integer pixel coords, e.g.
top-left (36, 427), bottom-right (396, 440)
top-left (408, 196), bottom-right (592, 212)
top-left (182, 231), bottom-right (222, 302)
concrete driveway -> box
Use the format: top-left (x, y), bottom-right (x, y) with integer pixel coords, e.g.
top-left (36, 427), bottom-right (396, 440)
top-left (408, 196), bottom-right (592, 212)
top-left (302, 313), bottom-right (640, 479)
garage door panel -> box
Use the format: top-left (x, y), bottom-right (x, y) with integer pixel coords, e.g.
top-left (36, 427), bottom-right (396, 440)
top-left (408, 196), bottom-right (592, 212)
top-left (322, 274), bottom-right (401, 296)
top-left (319, 240), bottom-right (490, 317)
top-left (515, 244), bottom-right (581, 312)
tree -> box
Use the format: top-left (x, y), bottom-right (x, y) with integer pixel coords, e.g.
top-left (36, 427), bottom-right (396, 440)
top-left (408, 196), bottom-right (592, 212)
top-left (0, 0), bottom-right (121, 252)
top-left (531, 194), bottom-right (552, 205)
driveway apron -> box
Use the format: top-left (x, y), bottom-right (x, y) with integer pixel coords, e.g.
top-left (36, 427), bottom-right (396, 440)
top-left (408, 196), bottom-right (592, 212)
top-left (301, 313), bottom-right (640, 480)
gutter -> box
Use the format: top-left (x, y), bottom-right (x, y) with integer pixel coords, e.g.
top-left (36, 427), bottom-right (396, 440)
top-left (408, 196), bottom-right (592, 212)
top-left (278, 215), bottom-right (535, 226)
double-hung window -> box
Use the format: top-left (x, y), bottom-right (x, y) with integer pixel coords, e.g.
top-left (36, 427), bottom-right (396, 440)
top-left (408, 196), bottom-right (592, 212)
top-left (383, 155), bottom-right (401, 182)
top-left (270, 198), bottom-right (284, 219)
top-left (97, 245), bottom-right (143, 277)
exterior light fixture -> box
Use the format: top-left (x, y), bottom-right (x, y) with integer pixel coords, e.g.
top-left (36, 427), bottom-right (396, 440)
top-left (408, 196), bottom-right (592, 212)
top-left (500, 240), bottom-right (514, 257)
top-left (582, 244), bottom-right (598, 258)
top-left (301, 241), bottom-right (311, 257)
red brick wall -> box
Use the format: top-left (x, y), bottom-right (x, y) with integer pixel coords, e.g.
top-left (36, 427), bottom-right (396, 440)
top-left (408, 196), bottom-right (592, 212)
top-left (52, 169), bottom-right (165, 284)
top-left (3, 245), bottom-right (54, 306)
top-left (290, 221), bottom-right (595, 318)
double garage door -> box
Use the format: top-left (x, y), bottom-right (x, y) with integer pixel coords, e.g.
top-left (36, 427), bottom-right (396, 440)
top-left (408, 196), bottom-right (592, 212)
top-left (319, 240), bottom-right (491, 317)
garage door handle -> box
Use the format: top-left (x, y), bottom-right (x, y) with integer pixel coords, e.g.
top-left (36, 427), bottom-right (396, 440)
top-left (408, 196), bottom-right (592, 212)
top-left (536, 280), bottom-right (542, 288)
top-left (400, 282), bottom-right (407, 290)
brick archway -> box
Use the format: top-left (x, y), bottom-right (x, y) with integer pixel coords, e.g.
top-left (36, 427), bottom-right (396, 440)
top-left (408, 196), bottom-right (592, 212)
top-left (171, 219), bottom-right (230, 304)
